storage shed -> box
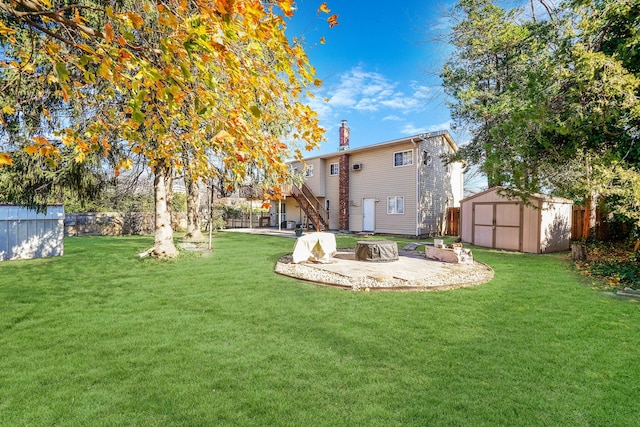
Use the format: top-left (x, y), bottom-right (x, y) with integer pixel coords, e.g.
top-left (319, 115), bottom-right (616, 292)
top-left (0, 205), bottom-right (65, 261)
top-left (460, 188), bottom-right (572, 253)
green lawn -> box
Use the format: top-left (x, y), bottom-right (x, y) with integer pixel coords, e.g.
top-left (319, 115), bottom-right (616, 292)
top-left (1, 233), bottom-right (639, 426)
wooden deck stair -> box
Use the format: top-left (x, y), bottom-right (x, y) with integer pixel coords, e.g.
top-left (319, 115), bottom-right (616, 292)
top-left (291, 183), bottom-right (329, 231)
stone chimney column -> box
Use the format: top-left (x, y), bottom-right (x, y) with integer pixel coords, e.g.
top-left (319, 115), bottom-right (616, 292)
top-left (339, 119), bottom-right (350, 149)
top-left (338, 120), bottom-right (350, 231)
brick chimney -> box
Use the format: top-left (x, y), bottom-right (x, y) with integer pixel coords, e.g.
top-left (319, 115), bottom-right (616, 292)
top-left (338, 120), bottom-right (350, 231)
top-left (339, 119), bottom-right (350, 150)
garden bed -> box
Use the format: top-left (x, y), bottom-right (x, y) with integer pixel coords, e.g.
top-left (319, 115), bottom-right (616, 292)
top-left (573, 242), bottom-right (640, 291)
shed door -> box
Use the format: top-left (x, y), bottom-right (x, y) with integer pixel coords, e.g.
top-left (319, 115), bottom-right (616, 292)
top-left (472, 202), bottom-right (522, 251)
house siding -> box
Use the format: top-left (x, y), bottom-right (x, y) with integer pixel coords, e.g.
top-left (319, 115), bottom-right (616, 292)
top-left (276, 131), bottom-right (463, 236)
top-left (348, 142), bottom-right (417, 234)
top-left (290, 158), bottom-right (326, 197)
top-left (324, 156), bottom-right (341, 230)
top-left (418, 136), bottom-right (460, 236)
top-left (450, 161), bottom-right (464, 206)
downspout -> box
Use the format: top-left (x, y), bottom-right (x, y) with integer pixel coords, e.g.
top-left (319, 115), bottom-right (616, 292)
top-left (278, 199), bottom-right (282, 231)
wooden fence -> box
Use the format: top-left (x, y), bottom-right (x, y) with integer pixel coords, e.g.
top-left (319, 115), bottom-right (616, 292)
top-left (571, 205), bottom-right (630, 241)
top-left (445, 207), bottom-right (459, 236)
top-left (572, 206), bottom-right (591, 241)
top-left (65, 212), bottom-right (187, 237)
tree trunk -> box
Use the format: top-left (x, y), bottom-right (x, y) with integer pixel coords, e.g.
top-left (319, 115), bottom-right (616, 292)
top-left (587, 190), bottom-right (598, 241)
top-left (183, 174), bottom-right (205, 242)
top-left (149, 162), bottom-right (178, 258)
top-left (571, 242), bottom-right (587, 261)
top-left (584, 155), bottom-right (598, 242)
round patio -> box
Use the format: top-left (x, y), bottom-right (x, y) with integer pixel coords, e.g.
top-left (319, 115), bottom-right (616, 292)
top-left (275, 248), bottom-right (494, 291)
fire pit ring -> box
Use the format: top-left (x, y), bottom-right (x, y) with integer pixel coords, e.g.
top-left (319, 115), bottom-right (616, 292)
top-left (355, 240), bottom-right (399, 262)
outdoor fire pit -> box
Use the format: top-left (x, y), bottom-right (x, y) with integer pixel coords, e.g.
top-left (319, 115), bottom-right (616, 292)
top-left (355, 240), bottom-right (399, 262)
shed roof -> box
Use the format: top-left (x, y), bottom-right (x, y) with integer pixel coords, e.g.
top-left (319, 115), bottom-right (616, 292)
top-left (461, 187), bottom-right (573, 205)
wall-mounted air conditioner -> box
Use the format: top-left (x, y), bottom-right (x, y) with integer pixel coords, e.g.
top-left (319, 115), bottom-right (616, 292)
top-left (352, 163), bottom-right (363, 171)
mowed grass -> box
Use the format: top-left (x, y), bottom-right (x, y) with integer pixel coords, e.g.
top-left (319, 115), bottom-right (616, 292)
top-left (1, 232), bottom-right (639, 426)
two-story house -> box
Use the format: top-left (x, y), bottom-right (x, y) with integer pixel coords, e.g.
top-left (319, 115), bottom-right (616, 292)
top-left (272, 121), bottom-right (464, 237)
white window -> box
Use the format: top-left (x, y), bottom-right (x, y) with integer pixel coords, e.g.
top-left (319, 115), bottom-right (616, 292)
top-left (330, 163), bottom-right (339, 176)
top-left (394, 150), bottom-right (413, 167)
top-left (305, 164), bottom-right (314, 177)
top-left (387, 196), bottom-right (405, 215)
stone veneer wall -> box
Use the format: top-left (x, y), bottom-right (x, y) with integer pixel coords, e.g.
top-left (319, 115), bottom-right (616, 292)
top-left (65, 212), bottom-right (187, 236)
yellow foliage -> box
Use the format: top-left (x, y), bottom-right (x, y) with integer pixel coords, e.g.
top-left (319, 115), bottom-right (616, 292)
top-left (74, 151), bottom-right (86, 163)
top-left (0, 153), bottom-right (13, 166)
top-left (0, 21), bottom-right (17, 36)
top-left (24, 146), bottom-right (39, 155)
top-left (104, 22), bottom-right (114, 43)
top-left (117, 158), bottom-right (134, 171)
top-left (126, 12), bottom-right (144, 29)
top-left (2, 0), bottom-right (337, 201)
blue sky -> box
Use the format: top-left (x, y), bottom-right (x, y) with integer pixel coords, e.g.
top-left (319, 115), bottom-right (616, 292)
top-left (286, 0), bottom-right (459, 155)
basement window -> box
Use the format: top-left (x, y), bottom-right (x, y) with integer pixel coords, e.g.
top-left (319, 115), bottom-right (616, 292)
top-left (393, 150), bottom-right (413, 167)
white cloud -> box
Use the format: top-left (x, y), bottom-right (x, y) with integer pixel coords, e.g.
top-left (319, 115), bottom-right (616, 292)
top-left (306, 95), bottom-right (332, 120)
top-left (400, 120), bottom-right (451, 136)
top-left (426, 120), bottom-right (452, 132)
top-left (429, 16), bottom-right (454, 31)
top-left (400, 123), bottom-right (428, 135)
top-left (325, 66), bottom-right (436, 114)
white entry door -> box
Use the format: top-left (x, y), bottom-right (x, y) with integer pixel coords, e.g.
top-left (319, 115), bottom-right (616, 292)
top-left (363, 198), bottom-right (376, 232)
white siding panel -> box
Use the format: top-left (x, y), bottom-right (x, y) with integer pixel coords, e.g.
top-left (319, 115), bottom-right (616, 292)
top-left (324, 155), bottom-right (341, 230)
top-left (348, 142), bottom-right (416, 235)
top-left (460, 203), bottom-right (473, 243)
top-left (521, 200), bottom-right (541, 253)
top-left (296, 158), bottom-right (326, 197)
top-left (0, 205), bottom-right (64, 261)
top-left (540, 201), bottom-right (572, 253)
top-left (418, 136), bottom-right (461, 236)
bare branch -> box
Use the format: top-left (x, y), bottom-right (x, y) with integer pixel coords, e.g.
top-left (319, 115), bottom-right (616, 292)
top-left (1, 0), bottom-right (105, 39)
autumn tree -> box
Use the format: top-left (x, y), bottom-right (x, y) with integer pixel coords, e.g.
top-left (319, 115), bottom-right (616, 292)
top-left (1, 0), bottom-right (338, 257)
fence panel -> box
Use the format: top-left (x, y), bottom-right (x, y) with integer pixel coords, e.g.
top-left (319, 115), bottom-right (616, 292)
top-left (572, 205), bottom-right (621, 241)
top-left (572, 206), bottom-right (588, 240)
top-left (446, 207), bottom-right (460, 236)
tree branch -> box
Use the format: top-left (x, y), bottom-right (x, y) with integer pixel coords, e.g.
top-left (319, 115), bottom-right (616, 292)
top-left (0, 0), bottom-right (104, 39)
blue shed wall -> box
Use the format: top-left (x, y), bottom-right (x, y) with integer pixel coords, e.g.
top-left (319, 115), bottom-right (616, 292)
top-left (0, 205), bottom-right (65, 261)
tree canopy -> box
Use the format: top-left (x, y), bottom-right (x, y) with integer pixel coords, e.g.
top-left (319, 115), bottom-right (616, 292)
top-left (1, 0), bottom-right (338, 256)
top-left (442, 0), bottom-right (640, 232)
